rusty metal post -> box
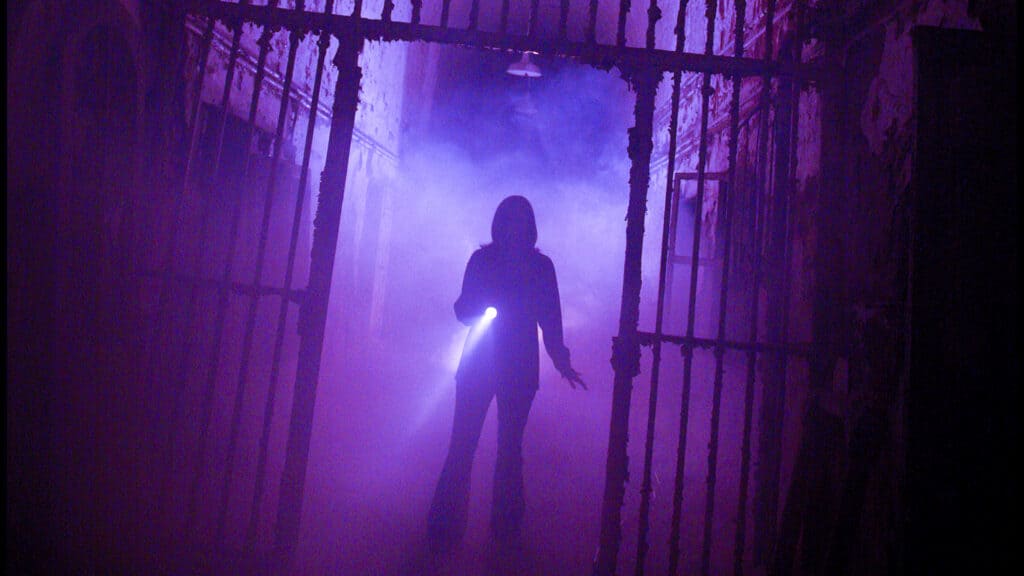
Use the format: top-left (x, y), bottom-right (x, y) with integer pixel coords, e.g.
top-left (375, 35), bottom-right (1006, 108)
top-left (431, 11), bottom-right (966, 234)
top-left (247, 1), bottom-right (335, 553)
top-left (667, 2), bottom-right (718, 575)
top-left (617, 0), bottom-right (631, 47)
top-left (633, 68), bottom-right (681, 576)
top-left (218, 5), bottom-right (305, 547)
top-left (272, 33), bottom-right (364, 571)
top-left (699, 2), bottom-right (746, 574)
top-left (646, 0), bottom-right (662, 50)
top-left (593, 66), bottom-right (660, 576)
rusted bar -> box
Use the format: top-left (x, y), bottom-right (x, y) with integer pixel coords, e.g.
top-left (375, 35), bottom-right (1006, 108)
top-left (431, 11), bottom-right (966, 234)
top-left (383, 0), bottom-right (394, 24)
top-left (468, 0), bottom-right (479, 30)
top-left (617, 0), bottom-right (631, 47)
top-left (440, 0), bottom-right (451, 28)
top-left (633, 68), bottom-right (681, 576)
top-left (201, 12), bottom-right (280, 546)
top-left (559, 0), bottom-right (569, 39)
top-left (732, 180), bottom-right (764, 576)
top-left (148, 15), bottom-right (214, 374)
top-left (353, 0), bottom-right (364, 19)
top-left (272, 34), bottom-right (363, 572)
top-left (768, 21), bottom-right (804, 559)
top-left (667, 1), bottom-right (718, 574)
top-left (592, 67), bottom-right (659, 576)
top-left (411, 0), bottom-right (422, 25)
top-left (189, 0), bottom-right (821, 80)
top-left (587, 0), bottom-right (599, 43)
top-left (636, 331), bottom-right (812, 357)
top-left (699, 3), bottom-right (746, 573)
top-left (178, 3), bottom-right (249, 542)
top-left (673, 0), bottom-right (688, 52)
top-left (246, 2), bottom-right (335, 552)
top-left (678, 171), bottom-right (729, 181)
top-left (138, 268), bottom-right (305, 302)
top-left (646, 0), bottom-right (662, 50)
top-left (735, 0), bottom-right (775, 570)
top-left (217, 11), bottom-right (305, 549)
top-left (530, 0), bottom-right (540, 37)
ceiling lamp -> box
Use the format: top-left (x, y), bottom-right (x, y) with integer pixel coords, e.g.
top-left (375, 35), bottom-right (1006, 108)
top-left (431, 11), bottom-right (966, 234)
top-left (506, 52), bottom-right (542, 78)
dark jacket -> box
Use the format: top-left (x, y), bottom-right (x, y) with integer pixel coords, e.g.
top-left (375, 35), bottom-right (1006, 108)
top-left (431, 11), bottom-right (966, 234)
top-left (454, 244), bottom-right (571, 391)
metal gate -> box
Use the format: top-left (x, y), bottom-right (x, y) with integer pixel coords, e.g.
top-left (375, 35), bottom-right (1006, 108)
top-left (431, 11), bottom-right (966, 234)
top-left (159, 0), bottom-right (816, 572)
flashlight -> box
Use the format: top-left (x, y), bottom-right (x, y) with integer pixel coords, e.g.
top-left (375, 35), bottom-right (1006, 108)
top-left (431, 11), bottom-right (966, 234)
top-left (484, 306), bottom-right (498, 321)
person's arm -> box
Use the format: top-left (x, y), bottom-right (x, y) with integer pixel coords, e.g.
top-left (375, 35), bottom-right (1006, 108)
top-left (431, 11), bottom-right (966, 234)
top-left (538, 257), bottom-right (587, 390)
top-left (453, 250), bottom-right (487, 326)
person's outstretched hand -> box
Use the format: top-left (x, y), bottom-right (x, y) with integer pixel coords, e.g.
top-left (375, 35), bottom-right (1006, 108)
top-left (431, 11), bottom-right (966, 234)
top-left (561, 366), bottom-right (588, 391)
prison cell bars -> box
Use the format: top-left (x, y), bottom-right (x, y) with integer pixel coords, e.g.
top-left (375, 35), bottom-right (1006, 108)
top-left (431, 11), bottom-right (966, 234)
top-left (698, 1), bottom-right (745, 573)
top-left (273, 32), bottom-right (364, 570)
top-left (560, 0), bottom-right (570, 38)
top-left (192, 0), bottom-right (811, 79)
top-left (177, 1), bottom-right (250, 542)
top-left (147, 15), bottom-right (214, 378)
top-left (632, 0), bottom-right (689, 573)
top-left (734, 0), bottom-right (775, 571)
top-left (595, 65), bottom-right (658, 576)
top-left (215, 0), bottom-right (308, 549)
top-left (632, 53), bottom-right (679, 576)
top-left (247, 0), bottom-right (336, 553)
top-left (667, 0), bottom-right (719, 573)
top-left (172, 0), bottom-right (816, 570)
top-left (195, 1), bottom-right (284, 546)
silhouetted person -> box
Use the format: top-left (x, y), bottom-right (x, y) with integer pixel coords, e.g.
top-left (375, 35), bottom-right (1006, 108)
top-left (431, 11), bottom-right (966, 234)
top-left (427, 195), bottom-right (585, 554)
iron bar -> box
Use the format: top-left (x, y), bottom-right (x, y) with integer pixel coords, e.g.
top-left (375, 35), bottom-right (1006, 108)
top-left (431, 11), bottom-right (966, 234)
top-left (636, 331), bottom-right (812, 357)
top-left (733, 105), bottom-right (769, 576)
top-left (501, 0), bottom-right (510, 34)
top-left (146, 21), bottom-right (216, 527)
top-left (179, 4), bottom-right (249, 543)
top-left (149, 16), bottom-right (215, 375)
top-left (559, 0), bottom-right (569, 39)
top-left (440, 0), bottom-right (451, 28)
top-left (592, 68), bottom-right (659, 576)
top-left (673, 0), bottom-right (688, 52)
top-left (633, 68), bottom-right (681, 576)
top-left (203, 12), bottom-right (280, 546)
top-left (667, 0), bottom-right (718, 573)
top-left (217, 11), bottom-right (305, 549)
top-left (646, 1), bottom-right (662, 50)
top-left (678, 171), bottom-right (729, 181)
top-left (617, 0), bottom-right (631, 47)
top-left (189, 0), bottom-right (821, 80)
top-left (587, 0), bottom-right (599, 43)
top-left (468, 0), bottom-right (479, 30)
top-left (382, 0), bottom-right (394, 23)
top-left (138, 268), bottom-right (306, 303)
top-left (530, 0), bottom-right (540, 37)
top-left (734, 0), bottom-right (775, 568)
top-left (699, 3), bottom-right (746, 573)
top-left (412, 0), bottom-right (422, 25)
top-left (246, 1), bottom-right (335, 552)
top-left (272, 34), bottom-right (363, 571)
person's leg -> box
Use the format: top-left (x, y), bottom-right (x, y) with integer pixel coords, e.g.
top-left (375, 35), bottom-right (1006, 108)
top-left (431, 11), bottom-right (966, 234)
top-left (491, 386), bottom-right (537, 544)
top-left (427, 379), bottom-right (493, 550)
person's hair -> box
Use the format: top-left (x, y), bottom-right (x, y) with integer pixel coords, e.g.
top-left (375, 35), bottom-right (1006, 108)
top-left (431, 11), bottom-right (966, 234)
top-left (489, 195), bottom-right (538, 252)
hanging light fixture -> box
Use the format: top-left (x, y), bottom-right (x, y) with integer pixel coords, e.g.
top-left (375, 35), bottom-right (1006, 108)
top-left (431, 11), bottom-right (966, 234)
top-left (506, 52), bottom-right (542, 78)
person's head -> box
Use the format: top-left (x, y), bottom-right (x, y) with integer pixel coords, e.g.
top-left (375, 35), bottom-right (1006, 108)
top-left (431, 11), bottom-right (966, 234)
top-left (490, 195), bottom-right (538, 252)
